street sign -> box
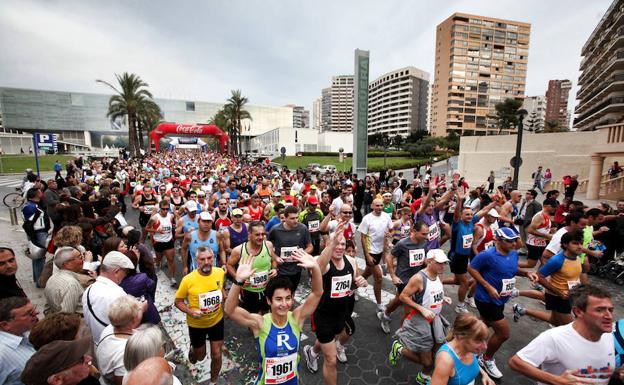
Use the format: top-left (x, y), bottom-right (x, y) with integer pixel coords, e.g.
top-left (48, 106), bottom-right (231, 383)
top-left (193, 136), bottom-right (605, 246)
top-left (510, 156), bottom-right (523, 168)
top-left (35, 133), bottom-right (58, 153)
top-left (280, 147), bottom-right (286, 154)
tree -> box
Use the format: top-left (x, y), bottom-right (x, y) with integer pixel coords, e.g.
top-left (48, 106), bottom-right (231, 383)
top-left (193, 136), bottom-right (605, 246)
top-left (136, 99), bottom-right (162, 151)
top-left (208, 107), bottom-right (234, 152)
top-left (405, 130), bottom-right (429, 144)
top-left (391, 135), bottom-right (405, 149)
top-left (542, 120), bottom-right (568, 133)
top-left (97, 73), bottom-right (154, 157)
top-left (224, 90), bottom-right (252, 155)
top-left (491, 98), bottom-right (523, 134)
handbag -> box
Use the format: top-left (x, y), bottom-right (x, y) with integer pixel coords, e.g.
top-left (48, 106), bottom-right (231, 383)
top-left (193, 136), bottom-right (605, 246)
top-left (27, 241), bottom-right (47, 260)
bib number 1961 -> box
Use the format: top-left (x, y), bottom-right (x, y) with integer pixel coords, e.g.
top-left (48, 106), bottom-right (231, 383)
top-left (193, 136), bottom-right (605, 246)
top-left (265, 353), bottom-right (297, 384)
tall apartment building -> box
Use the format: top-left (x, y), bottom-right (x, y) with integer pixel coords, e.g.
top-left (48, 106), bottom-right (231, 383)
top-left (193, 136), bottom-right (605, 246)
top-left (312, 98), bottom-right (321, 129)
top-left (574, 0), bottom-right (624, 131)
top-left (545, 79), bottom-right (572, 129)
top-left (285, 104), bottom-right (310, 128)
top-left (321, 87), bottom-right (331, 132)
top-left (523, 95), bottom-right (547, 132)
top-left (329, 75), bottom-right (354, 132)
top-left (430, 13), bottom-right (531, 136)
top-left (368, 66), bottom-right (430, 137)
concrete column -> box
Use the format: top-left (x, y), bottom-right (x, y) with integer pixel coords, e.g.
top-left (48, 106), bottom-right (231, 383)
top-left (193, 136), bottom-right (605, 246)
top-left (586, 154), bottom-right (605, 200)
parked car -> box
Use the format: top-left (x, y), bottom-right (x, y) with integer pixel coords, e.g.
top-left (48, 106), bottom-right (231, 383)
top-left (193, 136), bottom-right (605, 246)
top-left (322, 164), bottom-right (337, 174)
top-left (306, 163), bottom-right (322, 173)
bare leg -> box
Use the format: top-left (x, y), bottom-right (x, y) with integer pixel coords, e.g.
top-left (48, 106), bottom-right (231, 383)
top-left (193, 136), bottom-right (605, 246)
top-left (518, 290), bottom-right (545, 301)
top-left (484, 319), bottom-right (510, 358)
top-left (164, 248), bottom-right (176, 278)
top-left (319, 341), bottom-right (338, 385)
top-left (209, 340), bottom-right (223, 384)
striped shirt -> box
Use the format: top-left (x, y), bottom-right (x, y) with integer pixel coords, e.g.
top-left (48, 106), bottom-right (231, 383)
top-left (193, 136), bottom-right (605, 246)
top-left (44, 269), bottom-right (84, 314)
top-left (0, 331), bottom-right (36, 385)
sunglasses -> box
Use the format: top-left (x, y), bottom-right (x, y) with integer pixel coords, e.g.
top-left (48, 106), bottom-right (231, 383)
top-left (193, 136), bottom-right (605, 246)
top-left (341, 211), bottom-right (353, 215)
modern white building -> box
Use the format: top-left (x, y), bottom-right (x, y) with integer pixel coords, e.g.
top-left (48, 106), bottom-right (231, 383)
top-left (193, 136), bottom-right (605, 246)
top-left (368, 66), bottom-right (430, 137)
top-left (523, 95), bottom-right (547, 132)
top-left (329, 75), bottom-right (354, 132)
top-left (312, 98), bottom-right (322, 130)
top-left (250, 127), bottom-right (353, 156)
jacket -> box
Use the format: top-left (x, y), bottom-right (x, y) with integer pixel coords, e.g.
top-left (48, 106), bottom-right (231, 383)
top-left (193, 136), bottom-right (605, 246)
top-left (120, 272), bottom-right (160, 324)
top-left (521, 200), bottom-right (542, 228)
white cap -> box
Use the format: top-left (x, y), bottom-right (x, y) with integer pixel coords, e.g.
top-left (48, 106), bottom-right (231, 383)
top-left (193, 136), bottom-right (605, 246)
top-left (199, 211), bottom-right (213, 221)
top-left (102, 251), bottom-right (135, 269)
top-left (185, 201), bottom-right (198, 212)
top-left (426, 249), bottom-right (450, 263)
top-left (487, 208), bottom-right (500, 218)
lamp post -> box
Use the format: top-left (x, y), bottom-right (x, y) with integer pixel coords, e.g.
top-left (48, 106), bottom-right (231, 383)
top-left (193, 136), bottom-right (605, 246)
top-left (511, 109), bottom-right (528, 190)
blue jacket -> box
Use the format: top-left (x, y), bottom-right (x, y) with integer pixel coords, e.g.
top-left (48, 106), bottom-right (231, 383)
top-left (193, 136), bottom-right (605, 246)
top-left (120, 272), bottom-right (160, 325)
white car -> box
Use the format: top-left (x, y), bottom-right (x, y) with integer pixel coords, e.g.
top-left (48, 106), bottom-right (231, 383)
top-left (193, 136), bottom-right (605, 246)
top-left (322, 164), bottom-right (337, 174)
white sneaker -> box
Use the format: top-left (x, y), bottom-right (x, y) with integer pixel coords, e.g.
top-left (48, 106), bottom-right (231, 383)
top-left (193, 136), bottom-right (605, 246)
top-left (377, 311), bottom-right (391, 334)
top-left (303, 345), bottom-right (319, 373)
top-left (479, 355), bottom-right (503, 379)
top-left (454, 303), bottom-right (469, 314)
top-left (170, 277), bottom-right (177, 287)
top-left (376, 303), bottom-right (385, 313)
top-left (336, 342), bottom-right (347, 363)
top-left (465, 297), bottom-right (476, 308)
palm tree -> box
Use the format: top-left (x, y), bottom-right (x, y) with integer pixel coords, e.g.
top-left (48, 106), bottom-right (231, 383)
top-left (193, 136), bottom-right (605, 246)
top-left (96, 73), bottom-right (154, 157)
top-left (225, 90), bottom-right (252, 155)
top-left (136, 99), bottom-right (162, 151)
top-left (208, 107), bottom-right (234, 153)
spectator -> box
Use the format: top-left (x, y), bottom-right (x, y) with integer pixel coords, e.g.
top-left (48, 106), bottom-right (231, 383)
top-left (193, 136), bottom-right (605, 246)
top-left (0, 247), bottom-right (27, 299)
top-left (22, 188), bottom-right (51, 287)
top-left (120, 252), bottom-right (159, 325)
top-left (564, 175), bottom-right (579, 200)
top-left (542, 168), bottom-right (552, 190)
top-left (123, 325), bottom-right (165, 372)
top-left (44, 247), bottom-right (86, 314)
top-left (125, 357), bottom-right (174, 385)
top-left (0, 297), bottom-right (39, 385)
top-left (43, 179), bottom-right (62, 228)
top-left (608, 161), bottom-right (622, 179)
top-left (28, 312), bottom-right (83, 350)
top-left (532, 166), bottom-right (544, 194)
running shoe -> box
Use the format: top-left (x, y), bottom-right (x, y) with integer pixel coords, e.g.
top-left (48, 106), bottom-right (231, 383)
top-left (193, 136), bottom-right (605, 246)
top-left (513, 303), bottom-right (526, 322)
top-left (303, 345), bottom-right (318, 373)
top-left (389, 340), bottom-right (403, 366)
top-left (465, 296), bottom-right (477, 308)
top-left (336, 343), bottom-right (347, 363)
top-left (532, 282), bottom-right (545, 292)
top-left (377, 311), bottom-right (391, 334)
top-left (376, 303), bottom-right (385, 313)
top-left (454, 303), bottom-right (469, 314)
top-left (478, 355), bottom-right (503, 379)
top-left (416, 372), bottom-right (432, 385)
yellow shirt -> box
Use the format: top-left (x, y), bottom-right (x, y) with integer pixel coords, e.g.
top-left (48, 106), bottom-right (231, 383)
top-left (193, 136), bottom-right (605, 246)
top-left (175, 268), bottom-right (225, 328)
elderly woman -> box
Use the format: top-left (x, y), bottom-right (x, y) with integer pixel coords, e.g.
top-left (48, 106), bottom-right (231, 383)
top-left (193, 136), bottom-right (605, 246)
top-left (120, 252), bottom-right (160, 325)
top-left (97, 295), bottom-right (144, 385)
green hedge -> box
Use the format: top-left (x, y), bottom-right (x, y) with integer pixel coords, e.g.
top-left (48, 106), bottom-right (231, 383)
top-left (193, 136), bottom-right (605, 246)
top-left (300, 151), bottom-right (412, 158)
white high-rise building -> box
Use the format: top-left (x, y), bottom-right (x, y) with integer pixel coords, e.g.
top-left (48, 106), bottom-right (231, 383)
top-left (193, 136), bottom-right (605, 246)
top-left (329, 75), bottom-right (354, 132)
top-left (523, 95), bottom-right (547, 132)
top-left (312, 98), bottom-right (321, 130)
top-left (368, 66), bottom-right (430, 137)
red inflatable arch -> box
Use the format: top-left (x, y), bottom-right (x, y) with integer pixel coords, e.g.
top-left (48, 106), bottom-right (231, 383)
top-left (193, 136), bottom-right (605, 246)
top-left (149, 123), bottom-right (230, 152)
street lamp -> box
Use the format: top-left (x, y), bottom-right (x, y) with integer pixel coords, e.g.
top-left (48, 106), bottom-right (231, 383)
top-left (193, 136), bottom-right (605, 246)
top-left (511, 109), bottom-right (528, 190)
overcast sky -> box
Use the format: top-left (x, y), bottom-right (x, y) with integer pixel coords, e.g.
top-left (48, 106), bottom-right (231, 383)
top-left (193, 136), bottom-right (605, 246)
top-left (0, 0), bottom-right (612, 114)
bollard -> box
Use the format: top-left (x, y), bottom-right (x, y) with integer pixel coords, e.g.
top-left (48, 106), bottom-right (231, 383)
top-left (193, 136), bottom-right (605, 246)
top-left (9, 207), bottom-right (18, 225)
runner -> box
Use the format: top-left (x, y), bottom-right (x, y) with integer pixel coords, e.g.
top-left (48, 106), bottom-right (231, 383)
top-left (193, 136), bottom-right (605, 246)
top-left (467, 227), bottom-right (538, 379)
top-left (389, 249), bottom-right (452, 385)
top-left (213, 198), bottom-right (232, 231)
top-left (226, 221), bottom-right (278, 314)
top-left (298, 196), bottom-right (324, 256)
top-left (391, 207), bottom-right (413, 245)
top-left (181, 212), bottom-right (223, 274)
top-left (224, 249), bottom-right (323, 385)
top-left (132, 183), bottom-right (160, 242)
top-left (245, 194), bottom-right (265, 221)
top-left (174, 246), bottom-right (225, 385)
top-left (415, 182), bottom-right (453, 249)
top-left (221, 208), bottom-right (249, 265)
top-left (378, 220), bottom-right (430, 333)
top-left (145, 200), bottom-right (177, 287)
top-left (302, 223), bottom-right (367, 385)
top-left (471, 208), bottom-right (500, 255)
top-left (175, 201), bottom-right (200, 239)
top-left (519, 198), bottom-right (557, 269)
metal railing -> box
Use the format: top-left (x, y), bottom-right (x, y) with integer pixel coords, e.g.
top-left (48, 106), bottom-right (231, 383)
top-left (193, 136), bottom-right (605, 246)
top-left (600, 175), bottom-right (624, 198)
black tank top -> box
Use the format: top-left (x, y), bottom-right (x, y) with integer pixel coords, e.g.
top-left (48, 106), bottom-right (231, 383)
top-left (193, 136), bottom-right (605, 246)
top-left (316, 257), bottom-right (354, 316)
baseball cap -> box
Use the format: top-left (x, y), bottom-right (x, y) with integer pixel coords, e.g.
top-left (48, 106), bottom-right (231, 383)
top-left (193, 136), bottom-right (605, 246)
top-left (308, 195), bottom-right (319, 205)
top-left (21, 337), bottom-right (92, 385)
top-left (487, 208), bottom-right (500, 218)
top-left (232, 208), bottom-right (243, 216)
top-left (272, 191), bottom-right (282, 197)
top-left (102, 251), bottom-right (135, 269)
top-left (310, 184), bottom-right (318, 190)
top-left (199, 211), bottom-right (213, 221)
top-left (185, 201), bottom-right (198, 212)
top-left (495, 227), bottom-right (520, 240)
top-left (426, 249), bottom-right (450, 263)
top-left (197, 191), bottom-right (206, 196)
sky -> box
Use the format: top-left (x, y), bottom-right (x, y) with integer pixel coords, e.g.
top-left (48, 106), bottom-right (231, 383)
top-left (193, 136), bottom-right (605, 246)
top-left (0, 0), bottom-right (612, 115)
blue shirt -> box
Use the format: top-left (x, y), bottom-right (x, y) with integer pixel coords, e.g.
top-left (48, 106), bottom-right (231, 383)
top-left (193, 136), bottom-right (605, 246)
top-left (470, 247), bottom-right (519, 306)
top-left (265, 216), bottom-right (281, 232)
top-left (0, 331), bottom-right (36, 385)
top-left (452, 214), bottom-right (479, 256)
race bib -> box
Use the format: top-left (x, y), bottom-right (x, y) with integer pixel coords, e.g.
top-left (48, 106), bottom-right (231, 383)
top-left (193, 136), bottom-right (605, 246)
top-left (428, 223), bottom-right (440, 241)
top-left (408, 249), bottom-right (426, 267)
top-left (567, 280), bottom-right (581, 290)
top-left (280, 247), bottom-right (298, 263)
top-left (308, 220), bottom-right (320, 233)
top-left (484, 240), bottom-right (494, 250)
top-left (144, 205), bottom-right (155, 214)
top-left (500, 278), bottom-right (516, 296)
top-left (330, 274), bottom-right (352, 298)
top-left (430, 288), bottom-right (444, 310)
top-left (462, 234), bottom-right (473, 249)
top-left (265, 353), bottom-right (297, 384)
top-left (249, 271), bottom-right (269, 289)
top-left (198, 290), bottom-right (222, 313)
top-left (401, 226), bottom-right (410, 238)
top-left (230, 201), bottom-right (238, 208)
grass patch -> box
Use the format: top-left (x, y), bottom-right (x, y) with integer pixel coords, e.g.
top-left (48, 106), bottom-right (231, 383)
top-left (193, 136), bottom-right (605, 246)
top-left (272, 156), bottom-right (431, 172)
top-left (0, 155), bottom-right (75, 174)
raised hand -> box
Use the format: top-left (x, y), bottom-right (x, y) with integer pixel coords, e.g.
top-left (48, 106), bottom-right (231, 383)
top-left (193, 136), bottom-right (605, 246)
top-left (235, 257), bottom-right (256, 282)
top-left (291, 249), bottom-right (316, 270)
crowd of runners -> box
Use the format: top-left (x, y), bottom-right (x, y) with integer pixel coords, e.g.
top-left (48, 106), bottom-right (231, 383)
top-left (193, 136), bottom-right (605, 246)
top-left (1, 149), bottom-right (623, 385)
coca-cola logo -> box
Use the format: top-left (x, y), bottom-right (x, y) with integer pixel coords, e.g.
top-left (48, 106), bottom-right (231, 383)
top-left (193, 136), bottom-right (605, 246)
top-left (175, 125), bottom-right (204, 134)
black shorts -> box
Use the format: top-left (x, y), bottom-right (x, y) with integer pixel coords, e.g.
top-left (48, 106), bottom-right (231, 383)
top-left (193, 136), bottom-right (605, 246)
top-left (367, 253), bottom-right (383, 266)
top-left (311, 312), bottom-right (347, 344)
top-left (545, 293), bottom-right (572, 314)
top-left (450, 254), bottom-right (470, 274)
top-left (395, 283), bottom-right (407, 294)
top-left (527, 244), bottom-right (545, 261)
top-left (188, 318), bottom-right (225, 348)
top-left (153, 239), bottom-right (175, 252)
top-left (139, 214), bottom-right (151, 228)
top-left (475, 299), bottom-right (505, 322)
top-left (240, 289), bottom-right (270, 314)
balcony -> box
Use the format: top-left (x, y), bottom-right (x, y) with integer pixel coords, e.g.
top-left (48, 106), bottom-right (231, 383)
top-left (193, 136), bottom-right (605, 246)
top-left (574, 96), bottom-right (624, 130)
top-left (577, 52), bottom-right (624, 100)
top-left (575, 73), bottom-right (624, 115)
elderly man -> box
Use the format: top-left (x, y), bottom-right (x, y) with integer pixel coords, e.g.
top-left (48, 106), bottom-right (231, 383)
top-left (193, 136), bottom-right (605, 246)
top-left (126, 357), bottom-right (174, 385)
top-left (0, 247), bottom-right (26, 299)
top-left (44, 247), bottom-right (85, 314)
top-left (81, 251), bottom-right (134, 342)
top-left (43, 179), bottom-right (62, 228)
top-left (0, 297), bottom-right (39, 385)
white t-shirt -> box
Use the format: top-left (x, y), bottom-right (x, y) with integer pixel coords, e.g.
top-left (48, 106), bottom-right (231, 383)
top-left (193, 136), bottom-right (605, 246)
top-left (516, 323), bottom-right (615, 385)
top-left (96, 324), bottom-right (128, 385)
top-left (545, 227), bottom-right (568, 255)
top-left (358, 212), bottom-right (393, 254)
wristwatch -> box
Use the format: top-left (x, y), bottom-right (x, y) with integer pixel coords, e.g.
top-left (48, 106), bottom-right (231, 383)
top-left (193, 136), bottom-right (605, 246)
top-left (234, 279), bottom-right (245, 286)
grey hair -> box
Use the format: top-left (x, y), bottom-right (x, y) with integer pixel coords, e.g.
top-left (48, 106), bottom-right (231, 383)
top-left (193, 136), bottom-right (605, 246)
top-left (54, 246), bottom-right (78, 269)
top-left (107, 295), bottom-right (143, 329)
top-left (195, 246), bottom-right (214, 258)
top-left (123, 324), bottom-right (164, 371)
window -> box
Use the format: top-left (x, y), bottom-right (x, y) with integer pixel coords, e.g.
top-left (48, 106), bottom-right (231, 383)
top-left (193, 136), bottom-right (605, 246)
top-left (186, 101), bottom-right (195, 111)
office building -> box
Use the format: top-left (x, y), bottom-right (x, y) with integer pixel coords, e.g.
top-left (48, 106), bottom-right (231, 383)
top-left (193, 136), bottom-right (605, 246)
top-left (523, 95), bottom-right (547, 132)
top-left (368, 66), bottom-right (430, 137)
top-left (574, 0), bottom-right (624, 131)
top-left (321, 88), bottom-right (331, 132)
top-left (285, 104), bottom-right (310, 128)
top-left (312, 98), bottom-right (321, 129)
top-left (545, 79), bottom-right (572, 129)
top-left (430, 12), bottom-right (531, 136)
top-left (329, 75), bottom-right (354, 132)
